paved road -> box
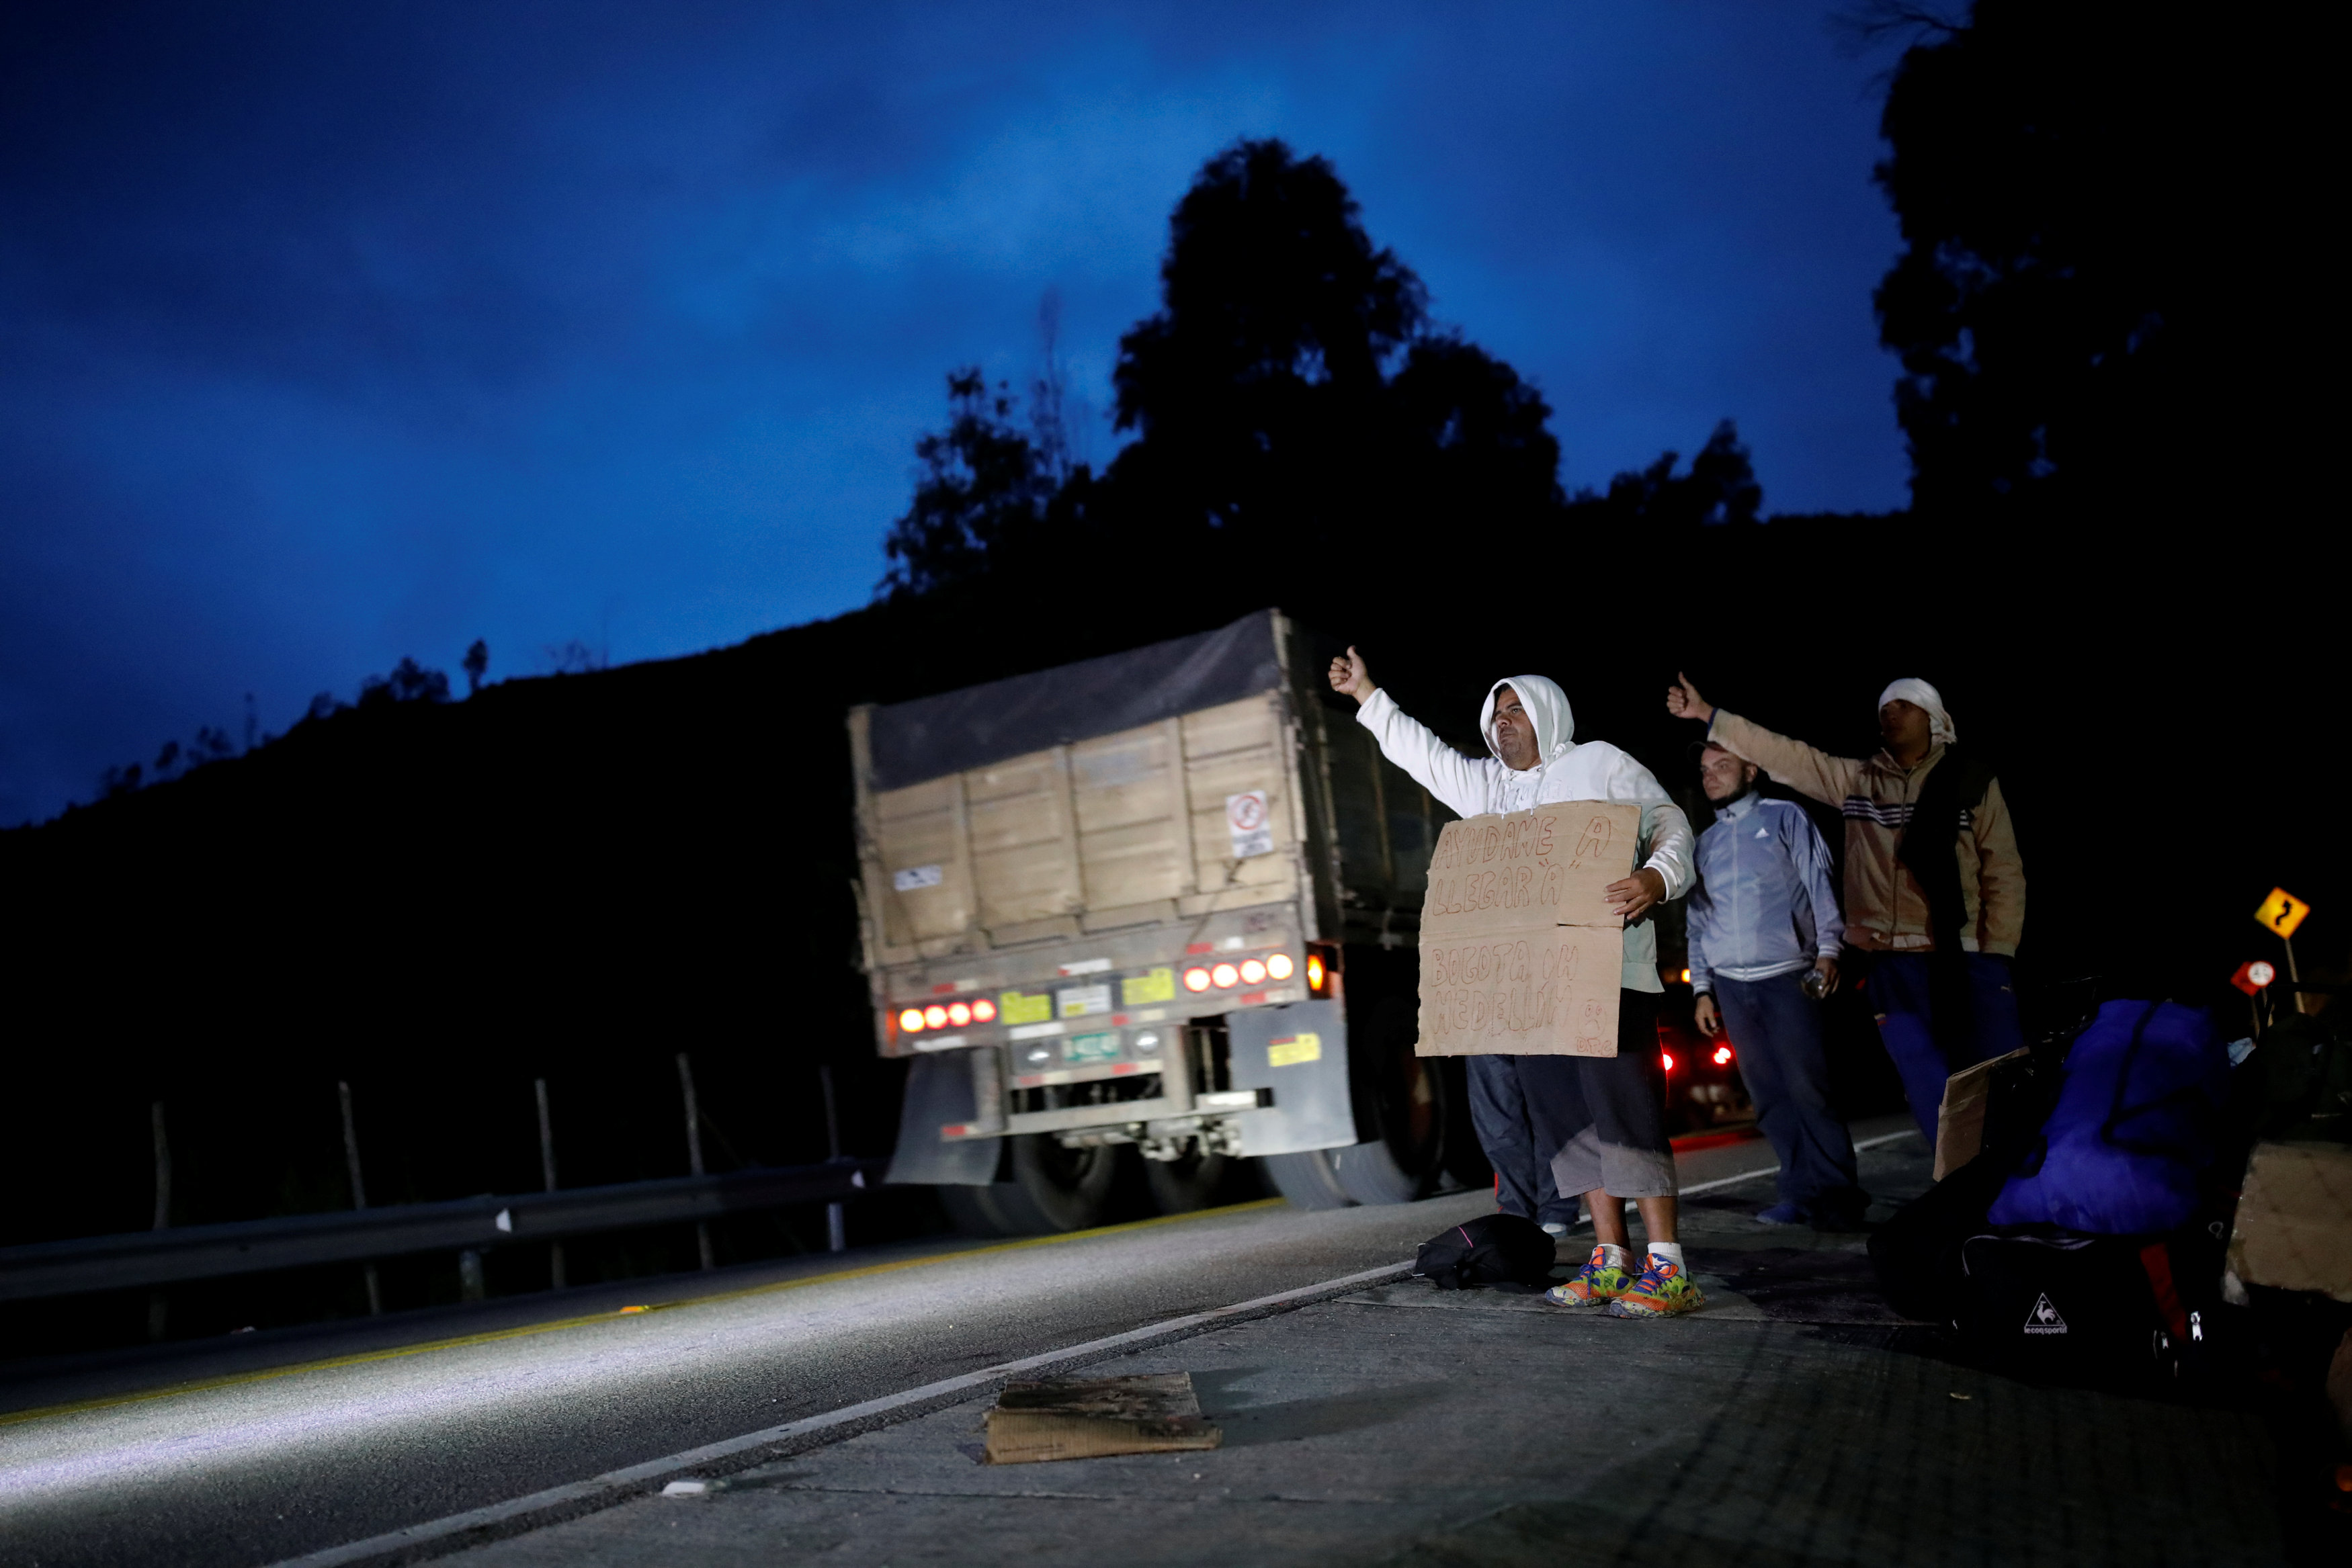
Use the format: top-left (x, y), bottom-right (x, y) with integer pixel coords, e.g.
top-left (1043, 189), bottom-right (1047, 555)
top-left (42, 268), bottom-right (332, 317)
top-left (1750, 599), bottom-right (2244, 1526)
top-left (461, 1134), bottom-right (2281, 1568)
top-left (0, 1127), bottom-right (1870, 1568)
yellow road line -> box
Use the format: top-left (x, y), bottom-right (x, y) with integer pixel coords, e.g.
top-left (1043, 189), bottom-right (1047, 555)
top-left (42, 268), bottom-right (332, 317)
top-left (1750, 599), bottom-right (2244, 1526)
top-left (0, 1197), bottom-right (1288, 1431)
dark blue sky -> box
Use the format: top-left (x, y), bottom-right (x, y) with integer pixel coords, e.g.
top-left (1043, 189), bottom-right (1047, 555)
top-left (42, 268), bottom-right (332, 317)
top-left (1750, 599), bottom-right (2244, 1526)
top-left (1, 1), bottom-right (1908, 825)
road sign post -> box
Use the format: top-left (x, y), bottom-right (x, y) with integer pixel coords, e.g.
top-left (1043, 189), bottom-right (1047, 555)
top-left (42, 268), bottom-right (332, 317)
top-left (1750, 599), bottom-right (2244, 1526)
top-left (2252, 888), bottom-right (2311, 1016)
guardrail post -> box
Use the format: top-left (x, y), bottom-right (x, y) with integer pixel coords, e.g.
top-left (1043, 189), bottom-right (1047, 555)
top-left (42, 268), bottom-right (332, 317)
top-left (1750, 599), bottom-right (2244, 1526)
top-left (146, 1101), bottom-right (171, 1340)
top-left (821, 1064), bottom-right (846, 1253)
top-left (339, 1082), bottom-right (383, 1315)
top-left (677, 1053), bottom-right (715, 1270)
top-left (534, 1078), bottom-right (565, 1290)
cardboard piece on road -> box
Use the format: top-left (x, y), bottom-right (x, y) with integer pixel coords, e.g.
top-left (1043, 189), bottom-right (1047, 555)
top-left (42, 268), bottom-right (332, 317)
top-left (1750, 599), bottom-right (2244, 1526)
top-left (2226, 1141), bottom-right (2352, 1303)
top-left (983, 1372), bottom-right (1223, 1464)
top-left (1931, 1047), bottom-right (2032, 1180)
top-left (1416, 802), bottom-right (1641, 1058)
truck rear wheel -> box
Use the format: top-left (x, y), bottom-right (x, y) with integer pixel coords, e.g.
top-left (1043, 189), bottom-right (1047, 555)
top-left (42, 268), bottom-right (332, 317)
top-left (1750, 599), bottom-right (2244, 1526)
top-left (936, 1135), bottom-right (1119, 1236)
top-left (1142, 1140), bottom-right (1239, 1213)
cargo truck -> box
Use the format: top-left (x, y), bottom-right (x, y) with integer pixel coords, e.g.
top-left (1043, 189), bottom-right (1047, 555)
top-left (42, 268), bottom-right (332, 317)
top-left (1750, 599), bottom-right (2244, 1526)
top-left (851, 609), bottom-right (1478, 1234)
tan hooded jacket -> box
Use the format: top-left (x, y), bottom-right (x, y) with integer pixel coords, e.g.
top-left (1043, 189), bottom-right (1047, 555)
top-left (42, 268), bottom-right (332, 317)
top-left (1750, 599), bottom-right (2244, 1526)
top-left (1705, 710), bottom-right (2024, 958)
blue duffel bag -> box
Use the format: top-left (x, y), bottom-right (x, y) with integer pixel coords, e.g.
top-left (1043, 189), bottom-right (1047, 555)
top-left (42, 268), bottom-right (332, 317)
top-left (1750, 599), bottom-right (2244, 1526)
top-left (1986, 999), bottom-right (2230, 1235)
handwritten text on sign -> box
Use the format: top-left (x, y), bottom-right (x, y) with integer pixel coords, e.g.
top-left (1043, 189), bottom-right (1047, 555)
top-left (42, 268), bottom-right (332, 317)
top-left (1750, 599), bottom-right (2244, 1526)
top-left (1416, 801), bottom-right (1640, 1058)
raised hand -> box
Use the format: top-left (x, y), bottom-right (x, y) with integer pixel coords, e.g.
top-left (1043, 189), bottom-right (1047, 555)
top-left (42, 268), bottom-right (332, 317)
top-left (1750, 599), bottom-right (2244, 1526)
top-left (1665, 671), bottom-right (1714, 724)
top-left (1328, 646), bottom-right (1374, 705)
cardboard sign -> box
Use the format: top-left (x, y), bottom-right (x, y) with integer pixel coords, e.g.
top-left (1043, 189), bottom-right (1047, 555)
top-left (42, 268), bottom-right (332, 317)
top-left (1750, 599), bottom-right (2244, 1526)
top-left (2227, 1141), bottom-right (2352, 1303)
top-left (1931, 1047), bottom-right (2031, 1180)
top-left (1416, 802), bottom-right (1641, 1057)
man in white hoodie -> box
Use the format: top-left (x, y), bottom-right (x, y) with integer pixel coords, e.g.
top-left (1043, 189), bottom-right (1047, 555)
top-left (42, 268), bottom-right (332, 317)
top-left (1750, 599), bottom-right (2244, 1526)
top-left (1329, 647), bottom-right (1705, 1319)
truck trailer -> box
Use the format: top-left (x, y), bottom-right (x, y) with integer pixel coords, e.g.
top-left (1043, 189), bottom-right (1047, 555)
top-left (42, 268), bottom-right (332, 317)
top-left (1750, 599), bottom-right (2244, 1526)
top-left (852, 609), bottom-right (1479, 1233)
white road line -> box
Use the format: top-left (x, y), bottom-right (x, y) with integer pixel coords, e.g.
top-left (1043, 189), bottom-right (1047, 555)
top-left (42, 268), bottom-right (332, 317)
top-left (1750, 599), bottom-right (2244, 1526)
top-left (265, 1260), bottom-right (1413, 1568)
top-left (1677, 1127), bottom-right (1919, 1199)
top-left (271, 1127), bottom-right (1926, 1567)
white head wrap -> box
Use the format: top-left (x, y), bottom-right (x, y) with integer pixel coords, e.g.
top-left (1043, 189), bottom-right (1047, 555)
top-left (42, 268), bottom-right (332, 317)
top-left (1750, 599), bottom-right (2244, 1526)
top-left (1479, 674), bottom-right (1574, 769)
top-left (1877, 677), bottom-right (1956, 744)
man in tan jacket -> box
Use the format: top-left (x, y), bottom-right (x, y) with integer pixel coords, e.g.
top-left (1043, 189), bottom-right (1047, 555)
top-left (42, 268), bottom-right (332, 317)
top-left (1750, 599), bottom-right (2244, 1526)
top-left (1666, 673), bottom-right (2025, 1150)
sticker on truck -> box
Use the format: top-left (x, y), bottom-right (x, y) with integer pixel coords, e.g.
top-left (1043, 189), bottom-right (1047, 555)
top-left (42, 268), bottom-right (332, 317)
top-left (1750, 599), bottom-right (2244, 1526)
top-left (1226, 790), bottom-right (1273, 859)
top-left (892, 864), bottom-right (943, 891)
top-left (1057, 984), bottom-right (1113, 1019)
top-left (999, 990), bottom-right (1053, 1025)
top-left (1268, 1033), bottom-right (1321, 1067)
top-left (1121, 967), bottom-right (1177, 1006)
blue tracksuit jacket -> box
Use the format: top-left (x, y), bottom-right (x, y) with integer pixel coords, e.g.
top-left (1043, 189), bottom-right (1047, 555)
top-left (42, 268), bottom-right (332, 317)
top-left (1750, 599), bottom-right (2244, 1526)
top-left (1688, 791), bottom-right (1843, 994)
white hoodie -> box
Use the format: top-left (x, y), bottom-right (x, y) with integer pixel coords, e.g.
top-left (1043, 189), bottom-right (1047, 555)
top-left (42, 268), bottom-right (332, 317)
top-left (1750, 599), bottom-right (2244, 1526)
top-left (1356, 675), bottom-right (1694, 993)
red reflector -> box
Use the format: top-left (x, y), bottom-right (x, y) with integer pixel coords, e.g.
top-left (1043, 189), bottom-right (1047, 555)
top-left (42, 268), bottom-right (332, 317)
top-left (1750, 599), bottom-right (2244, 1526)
top-left (1186, 943), bottom-right (1214, 955)
top-left (1712, 1045), bottom-right (1732, 1066)
top-left (1661, 1051), bottom-right (1675, 1073)
top-left (972, 998), bottom-right (997, 1022)
top-left (1183, 967), bottom-right (1212, 994)
top-left (923, 1004), bottom-right (948, 1029)
top-left (898, 1008), bottom-right (925, 1033)
top-left (1211, 962), bottom-right (1239, 988)
top-left (947, 1002), bottom-right (972, 1027)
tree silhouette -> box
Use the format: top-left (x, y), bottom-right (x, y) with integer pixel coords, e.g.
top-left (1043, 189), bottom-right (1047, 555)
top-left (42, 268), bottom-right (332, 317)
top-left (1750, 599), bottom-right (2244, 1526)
top-left (358, 658), bottom-right (452, 709)
top-left (877, 137), bottom-right (1763, 607)
top-left (1102, 140), bottom-right (1427, 567)
top-left (1868, 1), bottom-right (2294, 519)
top-left (1577, 419), bottom-right (1761, 528)
top-left (463, 640), bottom-right (490, 695)
top-left (876, 369), bottom-right (1060, 599)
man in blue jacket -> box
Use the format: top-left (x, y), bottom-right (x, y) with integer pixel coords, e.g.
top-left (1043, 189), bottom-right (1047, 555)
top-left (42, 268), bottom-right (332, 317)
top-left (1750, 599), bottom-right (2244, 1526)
top-left (1689, 742), bottom-right (1867, 1227)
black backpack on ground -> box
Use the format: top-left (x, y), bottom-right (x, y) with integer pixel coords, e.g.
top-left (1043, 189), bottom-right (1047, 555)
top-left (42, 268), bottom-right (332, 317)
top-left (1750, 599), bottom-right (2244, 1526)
top-left (1954, 1231), bottom-right (2212, 1391)
top-left (1413, 1214), bottom-right (1556, 1291)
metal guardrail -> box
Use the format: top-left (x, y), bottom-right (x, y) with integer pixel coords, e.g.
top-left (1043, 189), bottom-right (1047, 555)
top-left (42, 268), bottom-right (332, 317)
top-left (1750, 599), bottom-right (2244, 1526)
top-left (0, 1158), bottom-right (888, 1303)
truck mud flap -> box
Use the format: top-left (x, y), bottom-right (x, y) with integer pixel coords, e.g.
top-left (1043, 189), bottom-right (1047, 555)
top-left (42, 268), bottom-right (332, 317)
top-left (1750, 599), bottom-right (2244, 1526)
top-left (884, 1051), bottom-right (1003, 1187)
top-left (1224, 998), bottom-right (1356, 1156)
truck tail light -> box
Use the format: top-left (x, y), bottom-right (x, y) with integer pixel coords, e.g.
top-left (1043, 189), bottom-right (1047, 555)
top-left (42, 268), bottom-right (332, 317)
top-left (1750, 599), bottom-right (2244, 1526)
top-left (1305, 943), bottom-right (1337, 996)
top-left (1266, 953), bottom-right (1295, 981)
top-left (1210, 962), bottom-right (1239, 988)
top-left (1239, 958), bottom-right (1267, 985)
top-left (948, 1001), bottom-right (972, 1027)
top-left (1661, 1051), bottom-right (1675, 1074)
top-left (972, 998), bottom-right (997, 1022)
top-left (898, 1007), bottom-right (926, 1033)
top-left (923, 1004), bottom-right (948, 1029)
top-left (1712, 1045), bottom-right (1732, 1066)
top-left (1183, 967), bottom-right (1212, 993)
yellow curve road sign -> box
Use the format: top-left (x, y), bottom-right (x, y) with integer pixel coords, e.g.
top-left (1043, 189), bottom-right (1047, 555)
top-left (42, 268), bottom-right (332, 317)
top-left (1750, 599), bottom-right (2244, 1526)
top-left (2253, 887), bottom-right (2310, 941)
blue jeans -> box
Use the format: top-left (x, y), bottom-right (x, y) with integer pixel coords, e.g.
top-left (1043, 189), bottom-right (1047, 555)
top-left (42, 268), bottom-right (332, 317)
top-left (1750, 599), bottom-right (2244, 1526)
top-left (1713, 971), bottom-right (1865, 1219)
top-left (1466, 1054), bottom-right (1580, 1227)
top-left (1869, 952), bottom-right (2025, 1148)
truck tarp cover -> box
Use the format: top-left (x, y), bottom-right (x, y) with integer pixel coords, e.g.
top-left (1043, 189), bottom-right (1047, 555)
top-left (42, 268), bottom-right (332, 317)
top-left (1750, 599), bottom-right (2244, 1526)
top-left (868, 610), bottom-right (1284, 791)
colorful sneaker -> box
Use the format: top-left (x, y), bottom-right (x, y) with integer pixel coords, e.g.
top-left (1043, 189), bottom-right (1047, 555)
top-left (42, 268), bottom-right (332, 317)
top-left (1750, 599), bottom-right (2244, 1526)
top-left (1545, 1246), bottom-right (1633, 1308)
top-left (1607, 1255), bottom-right (1706, 1319)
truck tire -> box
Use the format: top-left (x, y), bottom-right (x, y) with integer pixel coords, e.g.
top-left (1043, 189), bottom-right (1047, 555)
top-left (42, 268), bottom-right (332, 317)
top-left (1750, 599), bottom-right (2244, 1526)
top-left (1347, 993), bottom-right (1450, 1202)
top-left (1142, 1141), bottom-right (1238, 1213)
top-left (936, 1135), bottom-right (1119, 1236)
top-left (1259, 1149), bottom-right (1356, 1210)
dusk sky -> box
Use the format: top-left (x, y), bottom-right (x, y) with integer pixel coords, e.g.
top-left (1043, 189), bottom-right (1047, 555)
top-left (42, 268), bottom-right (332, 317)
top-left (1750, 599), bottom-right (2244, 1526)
top-left (1, 1), bottom-right (1911, 826)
